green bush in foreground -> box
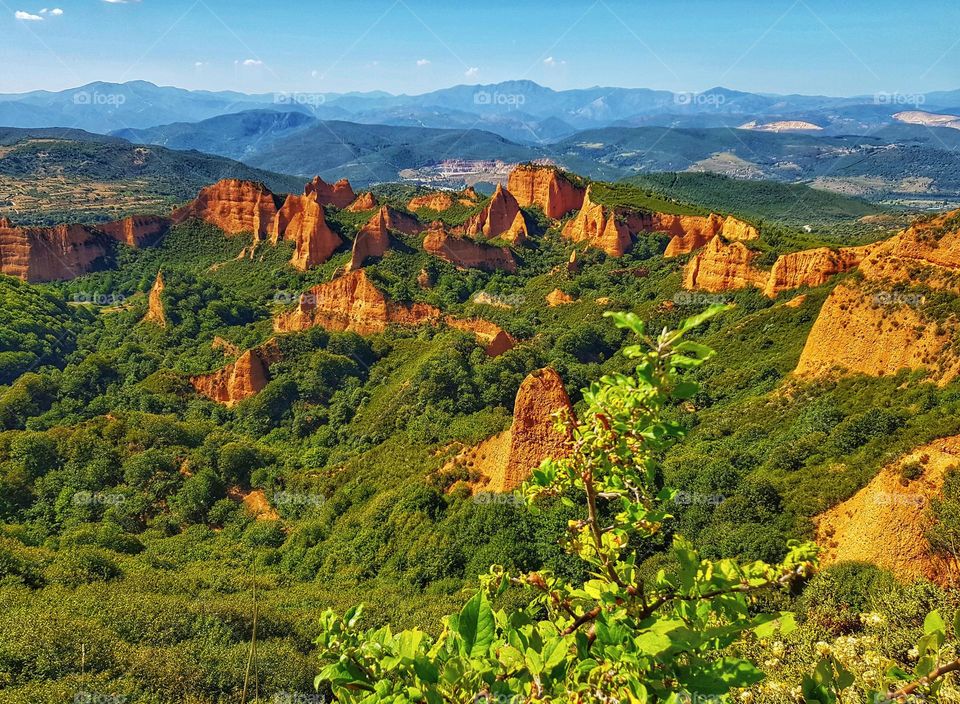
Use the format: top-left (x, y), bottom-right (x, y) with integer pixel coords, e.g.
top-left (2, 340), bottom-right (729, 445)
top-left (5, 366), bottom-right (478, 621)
top-left (314, 306), bottom-right (818, 702)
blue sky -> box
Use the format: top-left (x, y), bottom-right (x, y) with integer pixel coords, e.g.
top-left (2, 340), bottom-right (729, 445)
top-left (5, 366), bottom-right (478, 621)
top-left (4, 0), bottom-right (959, 96)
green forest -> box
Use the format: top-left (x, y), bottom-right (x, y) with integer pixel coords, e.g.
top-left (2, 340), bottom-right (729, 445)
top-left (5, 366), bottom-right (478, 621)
top-left (1, 175), bottom-right (958, 704)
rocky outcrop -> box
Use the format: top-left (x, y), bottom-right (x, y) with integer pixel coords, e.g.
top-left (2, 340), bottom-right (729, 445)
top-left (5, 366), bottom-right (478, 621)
top-left (408, 188), bottom-right (480, 212)
top-left (796, 210), bottom-right (960, 383)
top-left (274, 269), bottom-right (442, 336)
top-left (190, 348), bottom-right (270, 407)
top-left (504, 211), bottom-right (529, 245)
top-left (446, 318), bottom-right (516, 357)
top-left (274, 269), bottom-right (516, 356)
top-left (143, 271), bottom-right (167, 327)
top-left (683, 236), bottom-right (765, 293)
top-left (347, 206), bottom-right (423, 271)
top-left (445, 368), bottom-right (573, 493)
top-left (346, 192), bottom-right (377, 212)
top-left (172, 179), bottom-right (280, 238)
top-left (272, 193), bottom-right (343, 270)
top-left (546, 289), bottom-right (575, 306)
top-left (763, 246), bottom-right (868, 297)
top-left (562, 186), bottom-right (632, 257)
top-left (0, 221), bottom-right (111, 282)
top-left (100, 215), bottom-right (170, 248)
top-left (304, 176), bottom-right (355, 209)
top-left (461, 184), bottom-right (522, 240)
top-left (423, 224), bottom-right (517, 272)
top-left (815, 436), bottom-right (960, 586)
top-left (660, 214), bottom-right (759, 257)
top-left (508, 164), bottom-right (585, 219)
top-left (795, 283), bottom-right (959, 382)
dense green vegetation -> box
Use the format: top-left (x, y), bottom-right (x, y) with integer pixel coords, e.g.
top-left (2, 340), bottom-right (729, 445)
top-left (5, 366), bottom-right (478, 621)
top-left (0, 170), bottom-right (957, 702)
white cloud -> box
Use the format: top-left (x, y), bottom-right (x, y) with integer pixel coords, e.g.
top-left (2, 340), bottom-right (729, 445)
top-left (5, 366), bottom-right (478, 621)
top-left (416, 58), bottom-right (430, 67)
top-left (465, 67), bottom-right (479, 77)
top-left (543, 56), bottom-right (565, 67)
top-left (48, 8), bottom-right (63, 15)
top-left (15, 10), bottom-right (43, 20)
top-left (103, 0), bottom-right (141, 4)
top-left (241, 59), bottom-right (263, 67)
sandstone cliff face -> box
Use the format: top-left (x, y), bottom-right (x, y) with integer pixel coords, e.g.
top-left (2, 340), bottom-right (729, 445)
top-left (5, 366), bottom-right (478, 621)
top-left (346, 192), bottom-right (377, 212)
top-left (661, 214), bottom-right (758, 257)
top-left (504, 211), bottom-right (529, 245)
top-left (683, 236), bottom-right (765, 293)
top-left (561, 186), bottom-right (632, 257)
top-left (272, 193), bottom-right (343, 270)
top-left (461, 184), bottom-right (522, 240)
top-left (304, 176), bottom-right (356, 209)
top-left (347, 206), bottom-right (423, 272)
top-left (274, 269), bottom-right (441, 336)
top-left (445, 318), bottom-right (516, 357)
top-left (143, 270), bottom-right (167, 327)
top-left (795, 284), bottom-right (959, 382)
top-left (173, 179), bottom-right (280, 238)
top-left (815, 436), bottom-right (960, 586)
top-left (508, 164), bottom-right (585, 219)
top-left (100, 215), bottom-right (169, 248)
top-left (449, 368), bottom-right (573, 493)
top-left (191, 348), bottom-right (270, 407)
top-left (423, 224), bottom-right (517, 272)
top-left (273, 269), bottom-right (515, 356)
top-left (0, 222), bottom-right (110, 282)
top-left (763, 246), bottom-right (867, 297)
top-left (408, 188), bottom-right (481, 212)
top-left (795, 210), bottom-right (960, 383)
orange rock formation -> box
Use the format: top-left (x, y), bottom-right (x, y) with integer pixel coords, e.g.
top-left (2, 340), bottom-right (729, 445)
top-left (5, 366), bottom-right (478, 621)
top-left (423, 224), bottom-right (517, 272)
top-left (347, 206), bottom-right (423, 272)
top-left (661, 214), bottom-right (758, 257)
top-left (100, 215), bottom-right (170, 248)
top-left (190, 348), bottom-right (271, 407)
top-left (561, 186), bottom-right (632, 257)
top-left (763, 246), bottom-right (868, 297)
top-left (508, 164), bottom-right (585, 219)
top-left (172, 179), bottom-right (280, 238)
top-left (0, 221), bottom-right (110, 282)
top-left (346, 192), bottom-right (377, 212)
top-left (796, 210), bottom-right (960, 383)
top-left (446, 368), bottom-right (574, 493)
top-left (461, 184), bottom-right (522, 240)
top-left (408, 187), bottom-right (481, 212)
top-left (815, 436), bottom-right (960, 586)
top-left (304, 176), bottom-right (356, 209)
top-left (143, 270), bottom-right (167, 327)
top-left (683, 237), bottom-right (765, 292)
top-left (546, 289), bottom-right (575, 306)
top-left (272, 193), bottom-right (343, 270)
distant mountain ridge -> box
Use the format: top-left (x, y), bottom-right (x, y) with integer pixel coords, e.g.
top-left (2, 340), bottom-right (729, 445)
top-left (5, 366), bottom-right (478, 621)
top-left (2, 79), bottom-right (959, 143)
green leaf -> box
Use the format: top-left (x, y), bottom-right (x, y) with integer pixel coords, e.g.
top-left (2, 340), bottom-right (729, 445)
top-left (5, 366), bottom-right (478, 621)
top-left (398, 630), bottom-right (424, 660)
top-left (456, 591), bottom-right (495, 659)
top-left (525, 647), bottom-right (544, 674)
top-left (924, 610), bottom-right (946, 635)
top-left (413, 657), bottom-right (439, 684)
